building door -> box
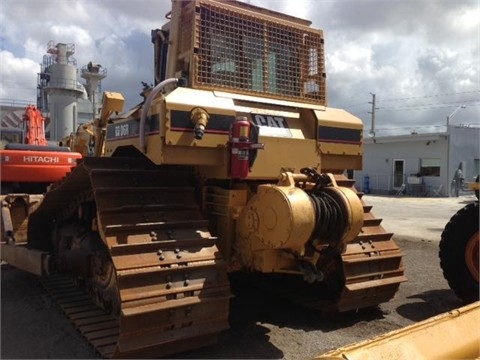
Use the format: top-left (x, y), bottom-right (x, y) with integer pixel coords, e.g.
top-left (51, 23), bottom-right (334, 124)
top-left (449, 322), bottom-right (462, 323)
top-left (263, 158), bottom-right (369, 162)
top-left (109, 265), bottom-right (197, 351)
top-left (393, 159), bottom-right (405, 189)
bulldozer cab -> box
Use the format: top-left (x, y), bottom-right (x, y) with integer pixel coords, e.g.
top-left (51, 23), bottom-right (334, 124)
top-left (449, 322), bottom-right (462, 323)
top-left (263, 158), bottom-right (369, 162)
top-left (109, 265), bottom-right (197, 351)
top-left (106, 0), bottom-right (363, 178)
top-left (152, 0), bottom-right (326, 105)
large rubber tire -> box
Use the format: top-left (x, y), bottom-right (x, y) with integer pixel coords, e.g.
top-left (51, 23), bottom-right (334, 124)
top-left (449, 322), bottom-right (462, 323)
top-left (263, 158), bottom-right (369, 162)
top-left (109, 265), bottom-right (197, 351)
top-left (439, 202), bottom-right (479, 303)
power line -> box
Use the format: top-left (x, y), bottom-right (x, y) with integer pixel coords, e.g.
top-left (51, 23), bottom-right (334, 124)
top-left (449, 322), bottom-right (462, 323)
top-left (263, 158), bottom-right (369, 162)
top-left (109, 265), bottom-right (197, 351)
top-left (364, 122), bottom-right (480, 133)
top-left (378, 101), bottom-right (480, 112)
top-left (368, 124), bottom-right (446, 131)
top-left (343, 90), bottom-right (480, 111)
top-left (376, 90), bottom-right (480, 103)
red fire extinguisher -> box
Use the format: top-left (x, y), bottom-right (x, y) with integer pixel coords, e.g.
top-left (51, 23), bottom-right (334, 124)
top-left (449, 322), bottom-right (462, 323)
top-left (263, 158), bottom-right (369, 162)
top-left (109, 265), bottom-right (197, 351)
top-left (229, 116), bottom-right (264, 179)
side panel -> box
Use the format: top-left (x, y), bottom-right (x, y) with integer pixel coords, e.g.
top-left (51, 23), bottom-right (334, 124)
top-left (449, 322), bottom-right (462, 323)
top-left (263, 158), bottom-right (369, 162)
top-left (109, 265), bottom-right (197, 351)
top-left (315, 108), bottom-right (363, 171)
top-left (105, 87), bottom-right (364, 179)
top-left (0, 149), bottom-right (81, 182)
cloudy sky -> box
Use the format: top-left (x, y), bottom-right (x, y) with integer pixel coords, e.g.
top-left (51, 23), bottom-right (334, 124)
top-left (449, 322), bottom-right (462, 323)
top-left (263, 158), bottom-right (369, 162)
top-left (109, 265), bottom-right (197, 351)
top-left (1, 0), bottom-right (479, 136)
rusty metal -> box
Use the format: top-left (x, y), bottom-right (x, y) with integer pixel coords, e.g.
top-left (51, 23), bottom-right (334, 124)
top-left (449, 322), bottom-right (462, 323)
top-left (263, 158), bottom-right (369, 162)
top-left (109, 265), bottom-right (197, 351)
top-left (19, 161), bottom-right (405, 358)
top-left (40, 275), bottom-right (119, 358)
top-left (29, 156), bottom-right (231, 358)
top-left (333, 175), bottom-right (406, 312)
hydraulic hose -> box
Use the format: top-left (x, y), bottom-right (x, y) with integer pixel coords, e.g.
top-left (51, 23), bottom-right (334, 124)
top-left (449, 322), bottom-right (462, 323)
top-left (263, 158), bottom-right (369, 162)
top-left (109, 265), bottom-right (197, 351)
top-left (140, 77), bottom-right (179, 153)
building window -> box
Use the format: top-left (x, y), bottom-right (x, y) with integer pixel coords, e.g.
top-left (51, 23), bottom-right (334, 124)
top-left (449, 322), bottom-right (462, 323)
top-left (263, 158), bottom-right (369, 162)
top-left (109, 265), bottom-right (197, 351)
top-left (420, 158), bottom-right (440, 177)
top-left (474, 159), bottom-right (479, 176)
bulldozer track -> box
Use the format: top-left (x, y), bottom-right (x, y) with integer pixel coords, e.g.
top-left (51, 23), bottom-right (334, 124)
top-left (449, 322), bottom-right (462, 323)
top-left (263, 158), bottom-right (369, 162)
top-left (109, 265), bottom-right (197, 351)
top-left (335, 175), bottom-right (406, 312)
top-left (30, 156), bottom-right (231, 358)
top-left (39, 274), bottom-right (119, 358)
top-left (28, 157), bottom-right (404, 357)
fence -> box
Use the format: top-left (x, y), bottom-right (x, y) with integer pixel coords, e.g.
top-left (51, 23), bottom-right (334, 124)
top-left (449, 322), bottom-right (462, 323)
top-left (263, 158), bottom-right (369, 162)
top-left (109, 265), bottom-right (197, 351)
top-left (354, 172), bottom-right (394, 194)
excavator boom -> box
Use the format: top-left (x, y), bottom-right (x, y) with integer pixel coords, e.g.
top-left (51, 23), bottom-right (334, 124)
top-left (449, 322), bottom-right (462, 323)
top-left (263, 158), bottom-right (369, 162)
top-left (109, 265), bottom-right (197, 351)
top-left (23, 105), bottom-right (47, 146)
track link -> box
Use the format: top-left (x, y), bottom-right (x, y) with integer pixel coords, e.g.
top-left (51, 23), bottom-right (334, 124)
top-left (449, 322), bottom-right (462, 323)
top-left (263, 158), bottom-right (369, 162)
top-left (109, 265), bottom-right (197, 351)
top-left (335, 175), bottom-right (407, 311)
top-left (29, 157), bottom-right (231, 358)
top-left (40, 275), bottom-right (119, 358)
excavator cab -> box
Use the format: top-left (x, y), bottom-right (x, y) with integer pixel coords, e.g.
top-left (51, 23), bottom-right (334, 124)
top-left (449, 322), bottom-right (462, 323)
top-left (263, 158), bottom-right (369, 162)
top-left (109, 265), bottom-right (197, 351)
top-left (0, 128), bottom-right (24, 147)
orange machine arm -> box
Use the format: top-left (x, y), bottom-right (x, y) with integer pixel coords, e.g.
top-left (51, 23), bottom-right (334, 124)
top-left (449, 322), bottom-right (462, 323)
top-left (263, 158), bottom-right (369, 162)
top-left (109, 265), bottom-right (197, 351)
top-left (23, 105), bottom-right (47, 146)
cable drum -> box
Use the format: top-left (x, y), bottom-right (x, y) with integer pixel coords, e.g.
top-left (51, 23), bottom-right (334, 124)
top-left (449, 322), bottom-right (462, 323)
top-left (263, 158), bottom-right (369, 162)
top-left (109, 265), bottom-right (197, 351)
top-left (308, 188), bottom-right (347, 251)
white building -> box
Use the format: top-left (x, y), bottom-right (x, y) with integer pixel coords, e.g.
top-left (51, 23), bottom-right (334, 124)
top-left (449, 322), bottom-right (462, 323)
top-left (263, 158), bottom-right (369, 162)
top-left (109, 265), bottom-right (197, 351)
top-left (354, 125), bottom-right (480, 197)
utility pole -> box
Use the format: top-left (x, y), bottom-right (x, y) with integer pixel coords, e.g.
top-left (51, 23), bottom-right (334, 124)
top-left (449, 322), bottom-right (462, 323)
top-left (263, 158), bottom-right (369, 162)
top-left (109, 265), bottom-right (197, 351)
top-left (368, 92), bottom-right (377, 140)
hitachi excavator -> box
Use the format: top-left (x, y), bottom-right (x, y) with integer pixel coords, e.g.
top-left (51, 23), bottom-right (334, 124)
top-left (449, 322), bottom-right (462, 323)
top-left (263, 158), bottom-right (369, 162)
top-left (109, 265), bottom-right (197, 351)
top-left (2, 1), bottom-right (407, 358)
top-left (1, 105), bottom-right (82, 251)
top-left (0, 105), bottom-right (82, 195)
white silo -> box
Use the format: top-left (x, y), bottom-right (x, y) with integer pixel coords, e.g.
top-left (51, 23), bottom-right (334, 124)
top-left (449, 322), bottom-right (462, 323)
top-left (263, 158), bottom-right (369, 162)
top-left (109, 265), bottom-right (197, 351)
top-left (40, 41), bottom-right (84, 143)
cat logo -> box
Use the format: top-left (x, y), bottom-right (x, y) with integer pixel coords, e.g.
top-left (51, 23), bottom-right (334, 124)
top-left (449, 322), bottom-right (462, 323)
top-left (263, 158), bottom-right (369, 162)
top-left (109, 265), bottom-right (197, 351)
top-left (251, 114), bottom-right (292, 138)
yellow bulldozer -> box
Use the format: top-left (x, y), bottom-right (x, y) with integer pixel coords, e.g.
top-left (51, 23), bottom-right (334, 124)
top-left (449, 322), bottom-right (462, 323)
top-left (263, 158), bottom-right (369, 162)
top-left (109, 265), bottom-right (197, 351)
top-left (1, 0), bottom-right (407, 358)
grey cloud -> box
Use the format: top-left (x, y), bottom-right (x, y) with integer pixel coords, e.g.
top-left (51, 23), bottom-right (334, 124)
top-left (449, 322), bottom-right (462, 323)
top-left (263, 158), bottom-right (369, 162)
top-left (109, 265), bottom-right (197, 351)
top-left (1, 0), bottom-right (479, 136)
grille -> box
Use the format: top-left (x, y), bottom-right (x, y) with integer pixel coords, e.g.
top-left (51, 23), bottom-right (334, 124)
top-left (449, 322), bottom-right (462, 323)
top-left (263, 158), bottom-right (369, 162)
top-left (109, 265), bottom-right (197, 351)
top-left (185, 1), bottom-right (326, 105)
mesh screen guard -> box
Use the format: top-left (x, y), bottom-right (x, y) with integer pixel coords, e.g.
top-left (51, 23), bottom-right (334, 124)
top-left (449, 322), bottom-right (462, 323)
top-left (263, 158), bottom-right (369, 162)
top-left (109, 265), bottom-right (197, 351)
top-left (183, 1), bottom-right (326, 105)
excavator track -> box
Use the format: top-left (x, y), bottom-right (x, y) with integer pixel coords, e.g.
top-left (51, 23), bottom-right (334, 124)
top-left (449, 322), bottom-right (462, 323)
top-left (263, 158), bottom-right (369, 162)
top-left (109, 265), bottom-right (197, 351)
top-left (28, 156), bottom-right (231, 358)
